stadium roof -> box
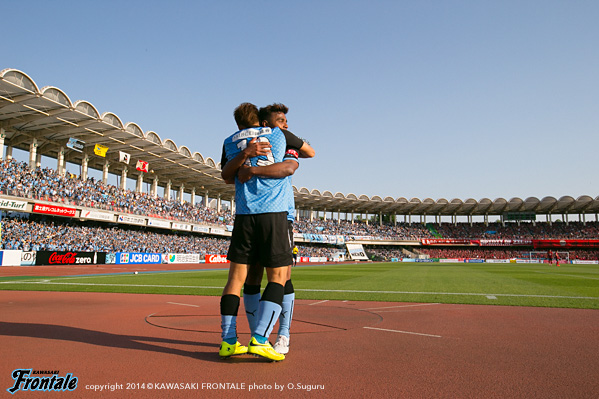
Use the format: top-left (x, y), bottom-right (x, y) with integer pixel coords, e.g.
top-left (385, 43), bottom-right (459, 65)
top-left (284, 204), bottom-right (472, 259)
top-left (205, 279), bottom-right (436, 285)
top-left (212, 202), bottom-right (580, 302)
top-left (2, 68), bottom-right (599, 217)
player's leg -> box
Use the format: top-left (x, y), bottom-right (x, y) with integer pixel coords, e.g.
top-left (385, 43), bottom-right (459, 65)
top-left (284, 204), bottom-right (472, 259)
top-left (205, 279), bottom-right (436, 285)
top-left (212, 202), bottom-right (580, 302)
top-left (274, 265), bottom-right (294, 354)
top-left (219, 214), bottom-right (253, 358)
top-left (247, 212), bottom-right (290, 361)
top-left (275, 220), bottom-right (296, 352)
top-left (244, 264), bottom-right (264, 335)
top-left (219, 262), bottom-right (249, 357)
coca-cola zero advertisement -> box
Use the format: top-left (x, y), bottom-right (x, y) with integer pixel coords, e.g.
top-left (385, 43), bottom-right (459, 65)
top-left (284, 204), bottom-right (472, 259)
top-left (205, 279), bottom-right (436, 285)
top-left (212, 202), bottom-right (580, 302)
top-left (35, 251), bottom-right (106, 266)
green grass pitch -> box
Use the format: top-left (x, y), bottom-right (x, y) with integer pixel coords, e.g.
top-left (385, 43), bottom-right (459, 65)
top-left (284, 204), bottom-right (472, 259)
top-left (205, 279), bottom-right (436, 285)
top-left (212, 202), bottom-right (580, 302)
top-left (1, 262), bottom-right (598, 309)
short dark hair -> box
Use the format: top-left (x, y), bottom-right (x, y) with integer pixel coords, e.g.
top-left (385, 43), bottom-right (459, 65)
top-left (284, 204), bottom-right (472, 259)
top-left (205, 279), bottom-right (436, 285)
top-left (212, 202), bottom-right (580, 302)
top-left (258, 103), bottom-right (289, 124)
top-left (234, 103), bottom-right (259, 129)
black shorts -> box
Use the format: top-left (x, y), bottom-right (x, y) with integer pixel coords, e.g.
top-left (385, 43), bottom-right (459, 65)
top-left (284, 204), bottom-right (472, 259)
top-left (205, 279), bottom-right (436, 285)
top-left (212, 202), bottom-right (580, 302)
top-left (288, 220), bottom-right (294, 247)
top-left (227, 212), bottom-right (293, 268)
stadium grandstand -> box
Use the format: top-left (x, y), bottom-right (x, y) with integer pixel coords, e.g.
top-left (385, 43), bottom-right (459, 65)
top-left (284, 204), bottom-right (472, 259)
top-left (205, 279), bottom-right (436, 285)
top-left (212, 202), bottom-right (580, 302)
top-left (2, 68), bottom-right (599, 266)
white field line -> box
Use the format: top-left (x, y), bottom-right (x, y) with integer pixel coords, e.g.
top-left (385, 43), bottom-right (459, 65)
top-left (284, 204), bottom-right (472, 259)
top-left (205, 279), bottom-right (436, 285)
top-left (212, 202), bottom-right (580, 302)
top-left (533, 270), bottom-right (599, 280)
top-left (0, 281), bottom-right (597, 300)
top-left (167, 302), bottom-right (200, 307)
top-left (364, 326), bottom-right (442, 338)
top-left (360, 303), bottom-right (441, 311)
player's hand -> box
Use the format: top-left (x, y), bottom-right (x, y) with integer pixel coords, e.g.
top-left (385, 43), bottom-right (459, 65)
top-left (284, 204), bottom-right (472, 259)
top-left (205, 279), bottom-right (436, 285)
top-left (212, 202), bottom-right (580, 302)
top-left (244, 138), bottom-right (271, 158)
top-left (237, 165), bottom-right (254, 183)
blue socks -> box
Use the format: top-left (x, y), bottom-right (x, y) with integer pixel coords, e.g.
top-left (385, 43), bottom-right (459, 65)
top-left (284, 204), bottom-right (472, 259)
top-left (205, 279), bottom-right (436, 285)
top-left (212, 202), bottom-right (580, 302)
top-left (278, 280), bottom-right (295, 338)
top-left (220, 294), bottom-right (239, 342)
top-left (254, 282), bottom-right (284, 340)
top-left (243, 284), bottom-right (261, 335)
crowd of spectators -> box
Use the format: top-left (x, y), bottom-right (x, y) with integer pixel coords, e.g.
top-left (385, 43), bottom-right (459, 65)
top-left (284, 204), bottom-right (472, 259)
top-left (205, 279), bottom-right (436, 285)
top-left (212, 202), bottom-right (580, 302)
top-left (0, 216), bottom-right (230, 255)
top-left (294, 219), bottom-right (432, 240)
top-left (0, 158), bottom-right (234, 226)
top-left (2, 215), bottom-right (599, 261)
top-left (434, 222), bottom-right (599, 240)
top-left (418, 247), bottom-right (599, 261)
top-left (4, 158), bottom-right (599, 241)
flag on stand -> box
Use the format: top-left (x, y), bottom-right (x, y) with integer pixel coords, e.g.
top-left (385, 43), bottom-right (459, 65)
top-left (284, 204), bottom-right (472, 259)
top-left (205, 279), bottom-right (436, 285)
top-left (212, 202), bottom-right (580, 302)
top-left (136, 159), bottom-right (149, 173)
top-left (94, 144), bottom-right (108, 157)
top-left (119, 151), bottom-right (130, 164)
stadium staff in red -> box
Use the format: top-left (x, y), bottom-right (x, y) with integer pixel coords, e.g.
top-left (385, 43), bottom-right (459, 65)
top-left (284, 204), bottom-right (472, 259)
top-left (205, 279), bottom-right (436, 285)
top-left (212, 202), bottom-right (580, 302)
top-left (218, 102), bottom-right (304, 362)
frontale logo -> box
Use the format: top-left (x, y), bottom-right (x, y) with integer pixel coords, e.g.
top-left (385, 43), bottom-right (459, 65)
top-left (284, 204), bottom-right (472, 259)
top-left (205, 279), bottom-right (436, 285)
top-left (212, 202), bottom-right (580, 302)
top-left (7, 369), bottom-right (78, 394)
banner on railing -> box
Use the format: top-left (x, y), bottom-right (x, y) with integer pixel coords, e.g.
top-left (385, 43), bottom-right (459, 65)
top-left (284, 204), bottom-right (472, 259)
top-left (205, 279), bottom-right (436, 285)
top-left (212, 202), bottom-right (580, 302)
top-left (33, 203), bottom-right (76, 217)
top-left (81, 209), bottom-right (113, 222)
top-left (0, 198), bottom-right (27, 211)
top-left (532, 239), bottom-right (599, 249)
top-left (346, 243), bottom-right (368, 260)
top-left (0, 250), bottom-right (21, 266)
top-left (479, 239), bottom-right (532, 246)
top-left (117, 214), bottom-right (146, 226)
top-left (148, 218), bottom-right (171, 228)
top-left (421, 239), bottom-right (473, 245)
top-left (114, 252), bottom-right (161, 265)
top-left (36, 251), bottom-right (106, 265)
top-left (205, 254), bottom-right (228, 264)
top-left (167, 253), bottom-right (200, 264)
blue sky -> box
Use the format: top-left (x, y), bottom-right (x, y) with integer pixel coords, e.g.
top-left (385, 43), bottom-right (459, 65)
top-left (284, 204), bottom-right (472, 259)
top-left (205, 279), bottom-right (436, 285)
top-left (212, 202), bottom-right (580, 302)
top-left (3, 1), bottom-right (598, 202)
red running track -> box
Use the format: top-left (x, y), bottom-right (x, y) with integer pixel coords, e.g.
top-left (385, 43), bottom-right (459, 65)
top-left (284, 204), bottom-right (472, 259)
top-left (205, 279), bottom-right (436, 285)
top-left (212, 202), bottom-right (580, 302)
top-left (1, 290), bottom-right (598, 398)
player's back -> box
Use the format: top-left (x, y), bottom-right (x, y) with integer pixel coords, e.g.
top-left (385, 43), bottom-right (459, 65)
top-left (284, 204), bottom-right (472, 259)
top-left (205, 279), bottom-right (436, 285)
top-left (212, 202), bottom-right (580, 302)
top-left (223, 127), bottom-right (290, 215)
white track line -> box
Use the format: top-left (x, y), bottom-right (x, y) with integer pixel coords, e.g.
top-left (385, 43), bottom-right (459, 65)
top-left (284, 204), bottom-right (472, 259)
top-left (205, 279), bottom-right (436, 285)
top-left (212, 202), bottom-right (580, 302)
top-left (1, 281), bottom-right (597, 301)
top-left (361, 303), bottom-right (441, 311)
top-left (309, 300), bottom-right (329, 306)
top-left (364, 326), bottom-right (442, 338)
top-left (167, 302), bottom-right (200, 307)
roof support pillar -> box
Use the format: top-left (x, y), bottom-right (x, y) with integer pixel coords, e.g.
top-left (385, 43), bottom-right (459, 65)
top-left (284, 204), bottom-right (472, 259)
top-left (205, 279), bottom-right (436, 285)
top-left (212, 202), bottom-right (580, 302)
top-left (29, 138), bottom-right (38, 171)
top-left (380, 212), bottom-right (382, 227)
top-left (231, 196), bottom-right (235, 215)
top-left (204, 190), bottom-right (209, 208)
top-left (151, 177), bottom-right (159, 198)
top-left (35, 153), bottom-right (42, 168)
top-left (120, 166), bottom-right (128, 191)
top-left (178, 184), bottom-right (185, 204)
top-left (165, 180), bottom-right (172, 201)
top-left (57, 146), bottom-right (65, 176)
top-left (5, 144), bottom-right (13, 160)
top-left (136, 172), bottom-right (144, 193)
top-left (102, 160), bottom-right (109, 184)
top-left (190, 188), bottom-right (196, 206)
top-left (81, 154), bottom-right (89, 180)
top-left (0, 128), bottom-right (5, 160)
top-left (217, 194), bottom-right (221, 212)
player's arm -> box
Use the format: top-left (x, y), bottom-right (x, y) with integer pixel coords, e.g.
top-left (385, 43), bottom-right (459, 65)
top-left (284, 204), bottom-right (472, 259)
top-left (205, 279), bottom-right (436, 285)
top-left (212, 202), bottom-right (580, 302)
top-left (237, 142), bottom-right (300, 183)
top-left (238, 160), bottom-right (298, 183)
top-left (298, 141), bottom-right (315, 158)
top-left (220, 138), bottom-right (272, 184)
top-left (282, 129), bottom-right (315, 158)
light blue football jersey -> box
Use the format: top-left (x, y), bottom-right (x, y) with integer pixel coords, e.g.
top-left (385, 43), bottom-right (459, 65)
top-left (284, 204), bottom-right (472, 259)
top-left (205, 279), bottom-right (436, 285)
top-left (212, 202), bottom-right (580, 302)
top-left (223, 127), bottom-right (295, 215)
